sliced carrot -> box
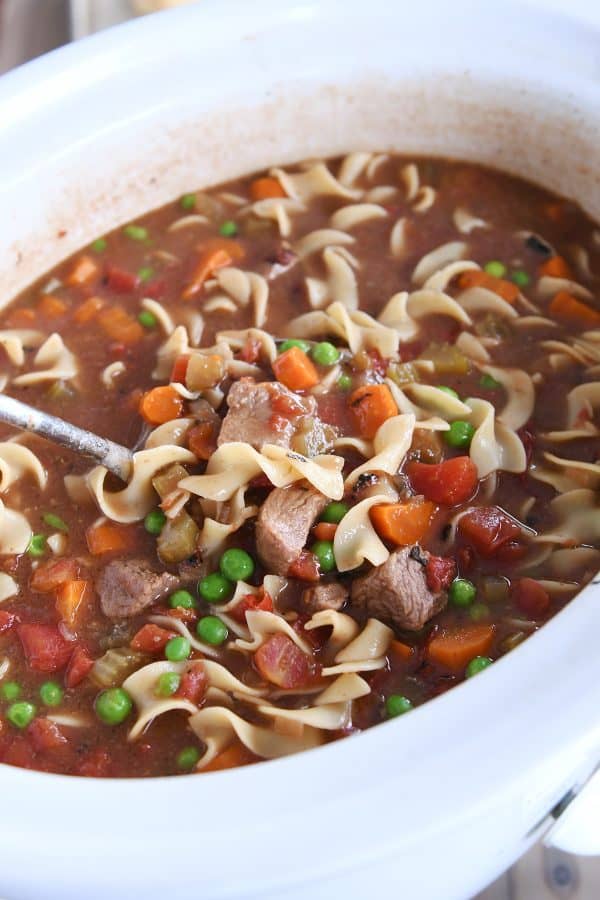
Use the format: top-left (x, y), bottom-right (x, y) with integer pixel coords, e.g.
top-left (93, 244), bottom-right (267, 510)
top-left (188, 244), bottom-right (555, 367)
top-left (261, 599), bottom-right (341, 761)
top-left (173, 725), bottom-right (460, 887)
top-left (370, 498), bottom-right (437, 546)
top-left (97, 306), bottom-right (144, 344)
top-left (548, 290), bottom-right (600, 329)
top-left (272, 346), bottom-right (319, 392)
top-left (86, 521), bottom-right (135, 556)
top-left (201, 742), bottom-right (256, 772)
top-left (182, 238), bottom-right (245, 300)
top-left (139, 385), bottom-right (184, 425)
top-left (426, 624), bottom-right (495, 673)
top-left (389, 639), bottom-right (414, 662)
top-left (55, 580), bottom-right (90, 628)
top-left (65, 254), bottom-right (100, 287)
top-left (5, 308), bottom-right (36, 327)
top-left (38, 294), bottom-right (67, 318)
top-left (539, 255), bottom-right (572, 279)
top-left (312, 522), bottom-right (337, 542)
top-left (249, 176), bottom-right (286, 202)
top-left (349, 383), bottom-right (398, 439)
top-left (458, 270), bottom-right (519, 304)
top-left (74, 296), bottom-right (104, 324)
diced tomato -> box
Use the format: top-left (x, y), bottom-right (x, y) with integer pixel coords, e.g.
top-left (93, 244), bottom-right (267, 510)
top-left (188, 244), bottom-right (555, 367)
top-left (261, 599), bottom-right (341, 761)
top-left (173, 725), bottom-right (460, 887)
top-left (458, 506), bottom-right (523, 558)
top-left (287, 551), bottom-right (320, 582)
top-left (65, 646), bottom-right (94, 688)
top-left (425, 555), bottom-right (457, 592)
top-left (270, 385), bottom-right (307, 417)
top-left (106, 265), bottom-right (138, 293)
top-left (397, 340), bottom-right (423, 362)
top-left (30, 557), bottom-right (79, 593)
top-left (152, 605), bottom-right (197, 624)
top-left (17, 624), bottom-right (73, 673)
top-left (176, 663), bottom-right (208, 704)
top-left (457, 545), bottom-right (474, 574)
top-left (239, 338), bottom-right (261, 364)
top-left (2, 736), bottom-right (36, 769)
top-left (130, 623), bottom-right (174, 654)
top-left (27, 718), bottom-right (68, 754)
top-left (144, 277), bottom-right (167, 300)
top-left (76, 748), bottom-right (111, 777)
top-left (512, 578), bottom-right (551, 618)
top-left (229, 590), bottom-right (274, 624)
top-left (254, 633), bottom-right (313, 689)
top-left (406, 456), bottom-right (479, 506)
top-left (170, 354), bottom-right (190, 384)
top-left (0, 610), bottom-right (16, 634)
top-left (187, 422), bottom-right (217, 461)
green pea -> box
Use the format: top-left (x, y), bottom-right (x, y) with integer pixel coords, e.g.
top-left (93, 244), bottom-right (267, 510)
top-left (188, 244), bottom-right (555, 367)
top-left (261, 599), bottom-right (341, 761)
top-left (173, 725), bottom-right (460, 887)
top-left (219, 548), bottom-right (255, 582)
top-left (169, 589), bottom-right (196, 610)
top-left (180, 193), bottom-right (196, 211)
top-left (386, 694), bottom-right (413, 717)
top-left (177, 745), bottom-right (200, 770)
top-left (311, 341), bottom-right (340, 367)
top-left (7, 701), bottom-right (36, 729)
top-left (436, 385), bottom-right (460, 400)
top-left (1, 681), bottom-right (21, 702)
top-left (311, 540), bottom-right (336, 573)
top-left (469, 602), bottom-right (491, 622)
top-left (465, 656), bottom-right (493, 678)
top-left (278, 339), bottom-right (311, 355)
top-left (27, 534), bottom-right (46, 557)
top-left (449, 578), bottom-right (477, 607)
top-left (123, 224), bottom-right (148, 242)
top-left (337, 373), bottom-right (352, 392)
top-left (144, 509), bottom-right (166, 535)
top-left (95, 687), bottom-right (132, 725)
top-left (165, 636), bottom-right (191, 662)
top-left (197, 616), bottom-right (228, 646)
top-left (39, 681), bottom-right (64, 707)
top-left (484, 260), bottom-right (506, 278)
top-left (479, 373), bottom-right (501, 390)
top-left (138, 310), bottom-right (157, 329)
top-left (156, 672), bottom-right (181, 697)
top-left (137, 266), bottom-right (154, 283)
top-left (198, 573), bottom-right (232, 604)
top-left (510, 269), bottom-right (530, 287)
top-left (444, 420), bottom-right (475, 449)
top-left (219, 220), bottom-right (238, 237)
top-left (91, 237), bottom-right (107, 253)
top-left (42, 512), bottom-right (68, 533)
top-left (321, 501), bottom-right (349, 524)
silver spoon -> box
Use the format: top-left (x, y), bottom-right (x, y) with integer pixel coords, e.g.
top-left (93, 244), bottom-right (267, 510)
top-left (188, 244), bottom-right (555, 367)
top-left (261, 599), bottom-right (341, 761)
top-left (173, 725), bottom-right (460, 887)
top-left (0, 394), bottom-right (133, 481)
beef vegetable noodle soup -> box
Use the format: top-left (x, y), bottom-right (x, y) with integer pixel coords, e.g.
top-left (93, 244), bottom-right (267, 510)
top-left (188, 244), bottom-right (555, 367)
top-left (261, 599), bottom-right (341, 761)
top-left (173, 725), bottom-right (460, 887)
top-left (0, 154), bottom-right (598, 777)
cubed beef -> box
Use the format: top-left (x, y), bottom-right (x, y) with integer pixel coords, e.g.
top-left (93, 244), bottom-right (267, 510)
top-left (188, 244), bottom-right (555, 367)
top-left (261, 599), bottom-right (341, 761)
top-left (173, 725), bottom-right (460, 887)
top-left (256, 484), bottom-right (329, 575)
top-left (218, 379), bottom-right (316, 450)
top-left (350, 545), bottom-right (447, 631)
top-left (97, 559), bottom-right (179, 619)
top-left (301, 582), bottom-right (348, 614)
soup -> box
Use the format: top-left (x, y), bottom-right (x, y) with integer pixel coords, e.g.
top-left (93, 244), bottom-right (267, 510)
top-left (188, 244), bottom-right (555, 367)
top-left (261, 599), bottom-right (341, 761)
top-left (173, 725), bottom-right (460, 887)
top-left (0, 154), bottom-right (598, 776)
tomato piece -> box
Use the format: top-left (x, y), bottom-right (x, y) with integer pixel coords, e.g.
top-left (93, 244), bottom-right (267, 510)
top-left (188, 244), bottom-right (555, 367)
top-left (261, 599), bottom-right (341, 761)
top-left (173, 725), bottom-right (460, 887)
top-left (144, 277), bottom-right (167, 300)
top-left (458, 506), bottom-right (523, 558)
top-left (425, 555), bottom-right (457, 593)
top-left (27, 718), bottom-right (68, 754)
top-left (187, 422), bottom-right (217, 460)
top-left (512, 578), bottom-right (551, 618)
top-left (406, 456), bottom-right (479, 506)
top-left (65, 646), bottom-right (94, 688)
top-left (106, 265), bottom-right (138, 293)
top-left (2, 736), bottom-right (36, 769)
top-left (170, 354), bottom-right (190, 384)
top-left (230, 590), bottom-right (274, 624)
top-left (240, 338), bottom-right (261, 364)
top-left (254, 633), bottom-right (312, 689)
top-left (130, 624), bottom-right (174, 654)
top-left (76, 748), bottom-right (111, 777)
top-left (17, 624), bottom-right (73, 673)
top-left (0, 610), bottom-right (16, 634)
top-left (30, 558), bottom-right (79, 593)
top-left (287, 550), bottom-right (320, 582)
top-left (176, 663), bottom-right (208, 704)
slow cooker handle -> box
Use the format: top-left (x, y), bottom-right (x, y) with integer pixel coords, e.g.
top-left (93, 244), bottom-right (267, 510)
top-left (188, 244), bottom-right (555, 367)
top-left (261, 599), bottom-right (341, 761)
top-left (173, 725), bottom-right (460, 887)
top-left (544, 768), bottom-right (600, 855)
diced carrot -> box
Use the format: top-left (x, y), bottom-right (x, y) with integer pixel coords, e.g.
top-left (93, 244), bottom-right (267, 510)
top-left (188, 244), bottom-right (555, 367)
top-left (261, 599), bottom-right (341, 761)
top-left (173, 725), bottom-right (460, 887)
top-left (182, 239), bottom-right (245, 300)
top-left (272, 346), bottom-right (319, 392)
top-left (539, 255), bottom-right (572, 279)
top-left (55, 580), bottom-right (90, 629)
top-left (5, 307), bottom-right (36, 327)
top-left (349, 383), bottom-right (398, 439)
top-left (370, 498), bottom-right (437, 546)
top-left (389, 639), bottom-right (414, 662)
top-left (201, 742), bottom-right (255, 772)
top-left (458, 270), bottom-right (519, 304)
top-left (139, 385), bottom-right (184, 425)
top-left (548, 291), bottom-right (600, 329)
top-left (74, 296), bottom-right (104, 324)
top-left (312, 522), bottom-right (337, 541)
top-left (97, 306), bottom-right (144, 344)
top-left (249, 176), bottom-right (286, 202)
top-left (86, 521), bottom-right (135, 556)
top-left (426, 624), bottom-right (495, 673)
top-left (187, 422), bottom-right (217, 460)
top-left (38, 294), bottom-right (67, 318)
top-left (65, 254), bottom-right (100, 287)
top-left (30, 558), bottom-right (79, 593)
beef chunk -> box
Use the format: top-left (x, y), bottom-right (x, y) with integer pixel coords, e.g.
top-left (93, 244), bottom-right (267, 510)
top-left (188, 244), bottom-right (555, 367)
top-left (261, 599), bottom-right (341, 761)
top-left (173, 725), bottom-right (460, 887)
top-left (301, 582), bottom-right (348, 614)
top-left (350, 545), bottom-right (447, 631)
top-left (97, 559), bottom-right (178, 619)
top-left (256, 484), bottom-right (328, 575)
top-left (177, 554), bottom-right (208, 584)
top-left (218, 379), bottom-right (316, 450)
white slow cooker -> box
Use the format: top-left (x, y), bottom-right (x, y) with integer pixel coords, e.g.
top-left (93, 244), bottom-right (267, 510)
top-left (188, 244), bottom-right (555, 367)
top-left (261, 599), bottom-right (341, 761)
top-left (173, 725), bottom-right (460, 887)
top-left (0, 2), bottom-right (599, 898)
